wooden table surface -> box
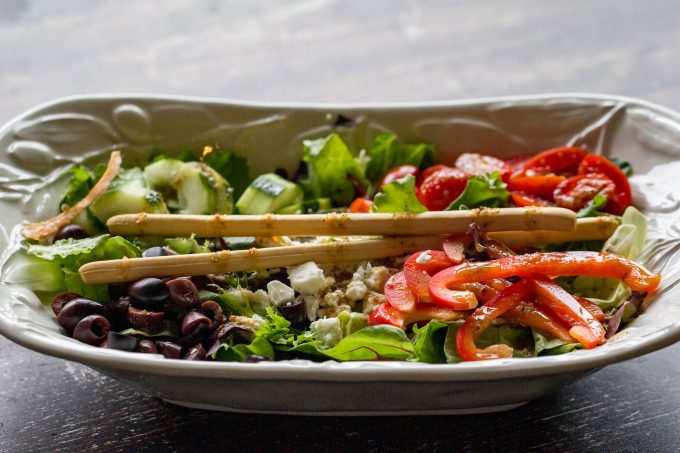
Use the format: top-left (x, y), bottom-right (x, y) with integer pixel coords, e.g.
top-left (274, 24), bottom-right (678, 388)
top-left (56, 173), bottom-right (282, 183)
top-left (2, 1), bottom-right (680, 451)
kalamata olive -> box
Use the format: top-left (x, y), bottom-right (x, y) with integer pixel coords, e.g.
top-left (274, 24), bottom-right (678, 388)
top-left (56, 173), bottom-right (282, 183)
top-left (190, 275), bottom-right (214, 291)
top-left (184, 343), bottom-right (206, 361)
top-left (102, 296), bottom-right (131, 330)
top-left (54, 224), bottom-right (88, 241)
top-left (208, 322), bottom-right (255, 348)
top-left (127, 306), bottom-right (165, 331)
top-left (51, 292), bottom-right (81, 316)
top-left (106, 331), bottom-right (139, 352)
top-left (73, 315), bottom-right (110, 345)
top-left (279, 299), bottom-right (308, 329)
top-left (181, 311), bottom-right (212, 337)
top-left (244, 355), bottom-right (273, 363)
top-left (57, 299), bottom-right (109, 333)
top-left (199, 300), bottom-right (224, 325)
top-left (99, 339), bottom-right (108, 348)
top-left (166, 278), bottom-right (200, 309)
top-left (127, 278), bottom-right (169, 309)
top-left (142, 246), bottom-right (166, 258)
top-left (135, 339), bottom-right (157, 354)
top-left (156, 341), bottom-right (182, 359)
top-left (108, 283), bottom-right (128, 301)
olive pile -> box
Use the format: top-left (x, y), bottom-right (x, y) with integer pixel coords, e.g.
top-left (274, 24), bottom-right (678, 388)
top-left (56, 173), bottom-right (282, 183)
top-left (52, 270), bottom-right (257, 361)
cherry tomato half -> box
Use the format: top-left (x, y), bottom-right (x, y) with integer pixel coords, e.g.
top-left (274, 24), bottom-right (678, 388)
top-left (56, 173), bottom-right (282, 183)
top-left (417, 167), bottom-right (468, 211)
top-left (578, 154), bottom-right (632, 215)
top-left (348, 197), bottom-right (373, 213)
top-left (417, 164), bottom-right (450, 185)
top-left (553, 174), bottom-right (615, 211)
top-left (379, 164), bottom-right (419, 189)
top-left (510, 191), bottom-right (554, 207)
top-left (454, 153), bottom-right (510, 179)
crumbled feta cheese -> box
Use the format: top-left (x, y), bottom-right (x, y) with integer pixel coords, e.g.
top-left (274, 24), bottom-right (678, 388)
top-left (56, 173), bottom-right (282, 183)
top-left (365, 266), bottom-right (390, 292)
top-left (318, 290), bottom-right (351, 318)
top-left (415, 250), bottom-right (432, 264)
top-left (288, 261), bottom-right (328, 295)
top-left (266, 280), bottom-right (295, 306)
top-left (310, 317), bottom-right (343, 348)
top-left (303, 295), bottom-right (321, 321)
top-left (345, 266), bottom-right (369, 301)
top-left (362, 291), bottom-right (387, 315)
top-left (251, 314), bottom-right (265, 330)
top-left (250, 289), bottom-right (271, 307)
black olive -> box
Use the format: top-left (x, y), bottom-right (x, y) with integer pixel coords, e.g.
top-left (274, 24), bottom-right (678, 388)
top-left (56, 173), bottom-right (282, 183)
top-left (107, 283), bottom-right (128, 301)
top-left (106, 332), bottom-right (139, 352)
top-left (102, 296), bottom-right (131, 330)
top-left (156, 341), bottom-right (182, 359)
top-left (127, 278), bottom-right (169, 309)
top-left (73, 315), bottom-right (110, 345)
top-left (184, 343), bottom-right (206, 361)
top-left (199, 300), bottom-right (224, 325)
top-left (135, 339), bottom-right (158, 354)
top-left (54, 224), bottom-right (88, 242)
top-left (279, 299), bottom-right (308, 329)
top-left (57, 299), bottom-right (109, 333)
top-left (51, 292), bottom-right (81, 317)
top-left (166, 278), bottom-right (200, 309)
top-left (142, 246), bottom-right (166, 258)
top-left (190, 275), bottom-right (215, 291)
top-left (127, 306), bottom-right (165, 331)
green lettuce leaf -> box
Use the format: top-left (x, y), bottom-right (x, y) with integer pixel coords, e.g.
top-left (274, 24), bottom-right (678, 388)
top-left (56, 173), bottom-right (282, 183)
top-left (608, 156), bottom-right (634, 177)
top-left (371, 174), bottom-right (427, 213)
top-left (59, 165), bottom-right (95, 207)
top-left (365, 133), bottom-right (435, 184)
top-left (301, 133), bottom-right (369, 206)
top-left (576, 193), bottom-right (607, 218)
top-left (412, 320), bottom-right (448, 363)
top-left (212, 337), bottom-right (275, 362)
top-left (162, 235), bottom-right (211, 254)
top-left (322, 325), bottom-right (416, 361)
top-left (446, 172), bottom-right (510, 210)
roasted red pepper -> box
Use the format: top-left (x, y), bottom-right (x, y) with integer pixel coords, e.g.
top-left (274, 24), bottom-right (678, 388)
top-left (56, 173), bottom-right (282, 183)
top-left (368, 302), bottom-right (466, 329)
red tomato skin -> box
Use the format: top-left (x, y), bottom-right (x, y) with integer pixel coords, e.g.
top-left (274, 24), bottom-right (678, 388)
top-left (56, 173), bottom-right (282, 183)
top-left (553, 174), bottom-right (615, 211)
top-left (418, 164), bottom-right (450, 185)
top-left (510, 192), bottom-right (553, 207)
top-left (519, 147), bottom-right (588, 175)
top-left (577, 155), bottom-right (632, 215)
top-left (454, 153), bottom-right (510, 179)
top-left (379, 165), bottom-right (419, 188)
top-left (348, 198), bottom-right (373, 213)
top-left (384, 271), bottom-right (416, 312)
top-left (507, 175), bottom-right (566, 199)
top-left (417, 167), bottom-right (468, 211)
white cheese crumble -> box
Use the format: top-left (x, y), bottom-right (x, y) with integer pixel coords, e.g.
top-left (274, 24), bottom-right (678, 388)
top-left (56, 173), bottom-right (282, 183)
top-left (415, 250), bottom-right (432, 264)
top-left (303, 295), bottom-right (321, 321)
top-left (310, 317), bottom-right (343, 348)
top-left (287, 261), bottom-right (328, 295)
top-left (266, 280), bottom-right (295, 306)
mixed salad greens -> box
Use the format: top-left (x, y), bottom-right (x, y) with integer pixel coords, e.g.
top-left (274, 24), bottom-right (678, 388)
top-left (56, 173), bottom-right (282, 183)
top-left (10, 132), bottom-right (661, 363)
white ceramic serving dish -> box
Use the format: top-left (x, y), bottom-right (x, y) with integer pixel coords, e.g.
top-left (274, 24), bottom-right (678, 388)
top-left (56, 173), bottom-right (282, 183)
top-left (1, 94), bottom-right (680, 415)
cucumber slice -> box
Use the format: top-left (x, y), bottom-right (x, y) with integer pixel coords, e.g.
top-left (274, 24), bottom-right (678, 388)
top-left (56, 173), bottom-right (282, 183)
top-left (90, 168), bottom-right (169, 223)
top-left (235, 173), bottom-right (303, 215)
top-left (277, 198), bottom-right (332, 214)
top-left (144, 160), bottom-right (234, 215)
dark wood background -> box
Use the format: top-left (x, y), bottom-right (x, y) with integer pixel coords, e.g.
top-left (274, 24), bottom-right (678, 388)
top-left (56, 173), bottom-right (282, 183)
top-left (2, 1), bottom-right (680, 451)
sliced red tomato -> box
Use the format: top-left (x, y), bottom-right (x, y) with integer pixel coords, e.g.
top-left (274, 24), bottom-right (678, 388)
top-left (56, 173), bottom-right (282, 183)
top-left (368, 302), bottom-right (466, 329)
top-left (510, 191), bottom-right (553, 207)
top-left (530, 276), bottom-right (605, 349)
top-left (578, 154), bottom-right (632, 215)
top-left (384, 271), bottom-right (416, 312)
top-left (519, 147), bottom-right (588, 175)
top-left (417, 164), bottom-right (449, 185)
top-left (379, 165), bottom-right (419, 189)
top-left (553, 173), bottom-right (615, 211)
top-left (507, 174), bottom-right (566, 199)
top-left (429, 251), bottom-right (661, 294)
top-left (416, 167), bottom-right (468, 211)
top-left (454, 153), bottom-right (510, 179)
top-left (348, 197), bottom-right (373, 213)
top-left (403, 250), bottom-right (452, 302)
top-left (456, 280), bottom-right (533, 361)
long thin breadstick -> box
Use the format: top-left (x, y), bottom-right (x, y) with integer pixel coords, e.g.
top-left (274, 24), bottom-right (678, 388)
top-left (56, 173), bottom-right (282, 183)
top-left (106, 207), bottom-right (577, 237)
top-left (489, 216), bottom-right (618, 247)
top-left (79, 217), bottom-right (617, 284)
top-left (79, 236), bottom-right (444, 284)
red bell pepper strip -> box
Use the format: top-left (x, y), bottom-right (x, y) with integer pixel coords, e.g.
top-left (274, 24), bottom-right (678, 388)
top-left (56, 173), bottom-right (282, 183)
top-left (505, 302), bottom-right (574, 344)
top-left (511, 191), bottom-right (554, 207)
top-left (429, 251), bottom-right (660, 294)
top-left (507, 174), bottom-right (567, 199)
top-left (384, 271), bottom-right (416, 313)
top-left (403, 250), bottom-right (454, 302)
top-left (575, 296), bottom-right (605, 322)
top-left (368, 302), bottom-right (466, 329)
top-left (530, 276), bottom-right (605, 349)
top-left (456, 280), bottom-right (533, 361)
top-left (518, 147), bottom-right (588, 175)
